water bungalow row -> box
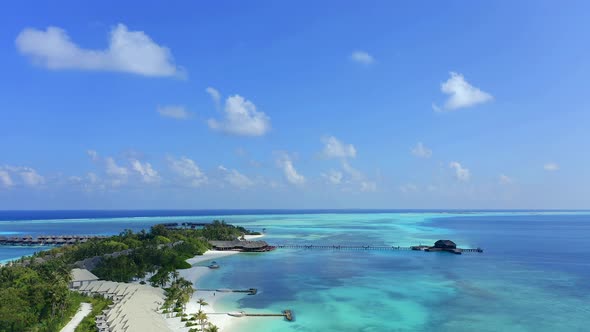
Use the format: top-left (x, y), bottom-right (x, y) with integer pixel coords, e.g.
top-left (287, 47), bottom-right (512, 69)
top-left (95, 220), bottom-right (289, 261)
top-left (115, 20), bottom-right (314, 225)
top-left (0, 234), bottom-right (107, 246)
top-left (160, 222), bottom-right (210, 229)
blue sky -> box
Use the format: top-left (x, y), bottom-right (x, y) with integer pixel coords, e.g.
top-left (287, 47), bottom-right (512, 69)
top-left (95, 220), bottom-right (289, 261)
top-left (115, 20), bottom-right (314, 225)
top-left (1, 1), bottom-right (589, 209)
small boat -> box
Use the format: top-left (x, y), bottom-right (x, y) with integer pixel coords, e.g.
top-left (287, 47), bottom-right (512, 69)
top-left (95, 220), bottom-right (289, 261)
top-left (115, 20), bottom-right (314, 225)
top-left (208, 261), bottom-right (220, 269)
top-left (228, 311), bottom-right (245, 317)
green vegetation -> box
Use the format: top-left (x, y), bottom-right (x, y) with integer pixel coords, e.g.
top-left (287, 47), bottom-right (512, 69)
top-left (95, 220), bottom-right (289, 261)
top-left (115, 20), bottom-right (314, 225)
top-left (202, 220), bottom-right (261, 240)
top-left (0, 260), bottom-right (73, 332)
top-left (0, 221), bottom-right (256, 332)
top-left (74, 295), bottom-right (112, 332)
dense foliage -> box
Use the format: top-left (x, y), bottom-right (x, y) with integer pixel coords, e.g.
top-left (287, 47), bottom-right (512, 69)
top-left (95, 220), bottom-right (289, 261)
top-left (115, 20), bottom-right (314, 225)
top-left (201, 220), bottom-right (261, 240)
top-left (0, 221), bottom-right (256, 331)
top-left (0, 260), bottom-right (72, 331)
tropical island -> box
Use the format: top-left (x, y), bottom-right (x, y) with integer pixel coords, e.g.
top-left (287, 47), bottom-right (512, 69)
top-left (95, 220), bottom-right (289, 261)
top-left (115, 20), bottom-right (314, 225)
top-left (0, 220), bottom-right (265, 332)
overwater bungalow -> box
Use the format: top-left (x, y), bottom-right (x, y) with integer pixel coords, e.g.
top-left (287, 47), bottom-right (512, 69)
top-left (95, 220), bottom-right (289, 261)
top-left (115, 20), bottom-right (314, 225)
top-left (425, 239), bottom-right (462, 254)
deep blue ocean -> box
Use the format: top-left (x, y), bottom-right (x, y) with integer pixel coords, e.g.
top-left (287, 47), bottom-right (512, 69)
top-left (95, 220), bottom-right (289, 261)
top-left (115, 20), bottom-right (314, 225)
top-left (1, 210), bottom-right (589, 331)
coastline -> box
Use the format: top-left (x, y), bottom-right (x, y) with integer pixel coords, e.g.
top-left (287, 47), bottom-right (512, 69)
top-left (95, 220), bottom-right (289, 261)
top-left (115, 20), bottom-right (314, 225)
top-left (165, 234), bottom-right (266, 331)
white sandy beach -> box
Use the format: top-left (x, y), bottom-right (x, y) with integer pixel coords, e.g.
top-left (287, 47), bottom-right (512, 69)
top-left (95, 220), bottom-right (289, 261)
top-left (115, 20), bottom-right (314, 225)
top-left (165, 235), bottom-right (265, 332)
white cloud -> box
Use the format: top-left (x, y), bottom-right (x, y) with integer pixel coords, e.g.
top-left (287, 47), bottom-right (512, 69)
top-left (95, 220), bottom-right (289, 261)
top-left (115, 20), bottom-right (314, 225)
top-left (360, 181), bottom-right (377, 192)
top-left (411, 142), bottom-right (432, 158)
top-left (350, 51), bottom-right (375, 65)
top-left (105, 157), bottom-right (129, 177)
top-left (68, 172), bottom-right (105, 191)
top-left (449, 161), bottom-right (471, 181)
top-left (436, 72), bottom-right (493, 111)
top-left (322, 170), bottom-right (343, 185)
top-left (322, 136), bottom-right (357, 159)
top-left (130, 159), bottom-right (160, 183)
top-left (16, 24), bottom-right (183, 77)
top-left (157, 105), bottom-right (190, 119)
top-left (339, 161), bottom-right (378, 192)
top-left (168, 156), bottom-right (207, 187)
top-left (0, 166), bottom-right (44, 187)
top-left (499, 174), bottom-right (513, 184)
top-left (544, 163), bottom-right (559, 171)
top-left (341, 160), bottom-right (363, 181)
top-left (87, 150), bottom-right (99, 161)
top-left (0, 170), bottom-right (14, 187)
top-left (19, 167), bottom-right (45, 186)
top-left (208, 94), bottom-right (271, 136)
top-left (218, 165), bottom-right (254, 189)
top-left (206, 87), bottom-right (221, 109)
top-left (277, 155), bottom-right (305, 186)
top-left (87, 172), bottom-right (99, 185)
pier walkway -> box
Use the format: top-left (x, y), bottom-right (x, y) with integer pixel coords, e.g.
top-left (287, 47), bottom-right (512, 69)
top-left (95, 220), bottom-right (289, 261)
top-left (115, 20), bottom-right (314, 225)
top-left (276, 244), bottom-right (483, 253)
top-left (197, 288), bottom-right (257, 295)
top-left (227, 310), bottom-right (293, 321)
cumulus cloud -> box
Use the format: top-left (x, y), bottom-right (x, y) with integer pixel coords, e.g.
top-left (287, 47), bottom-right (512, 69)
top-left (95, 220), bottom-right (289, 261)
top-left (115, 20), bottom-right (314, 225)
top-left (130, 159), bottom-right (160, 183)
top-left (19, 167), bottom-right (45, 186)
top-left (339, 161), bottom-right (378, 192)
top-left (322, 170), bottom-right (343, 185)
top-left (208, 94), bottom-right (271, 136)
top-left (341, 160), bottom-right (363, 181)
top-left (0, 170), bottom-right (14, 187)
top-left (218, 165), bottom-right (254, 189)
top-left (68, 172), bottom-right (105, 191)
top-left (206, 87), bottom-right (221, 109)
top-left (16, 24), bottom-right (183, 77)
top-left (105, 157), bottom-right (129, 177)
top-left (0, 166), bottom-right (44, 188)
top-left (449, 161), bottom-right (470, 181)
top-left (499, 174), bottom-right (513, 184)
top-left (411, 142), bottom-right (432, 158)
top-left (321, 136), bottom-right (357, 159)
top-left (157, 105), bottom-right (190, 119)
top-left (168, 156), bottom-right (207, 187)
top-left (360, 181), bottom-right (377, 192)
top-left (544, 163), bottom-right (559, 171)
top-left (350, 50), bottom-right (375, 65)
top-left (434, 72), bottom-right (493, 111)
top-left (276, 154), bottom-right (305, 186)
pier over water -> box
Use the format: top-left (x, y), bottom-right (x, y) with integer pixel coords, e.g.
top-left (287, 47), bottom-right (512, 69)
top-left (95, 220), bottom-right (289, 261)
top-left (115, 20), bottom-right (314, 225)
top-left (277, 240), bottom-right (483, 254)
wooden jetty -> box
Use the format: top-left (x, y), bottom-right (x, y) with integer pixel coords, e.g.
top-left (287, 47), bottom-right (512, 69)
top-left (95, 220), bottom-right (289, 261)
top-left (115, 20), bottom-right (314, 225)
top-left (229, 310), bottom-right (293, 321)
top-left (198, 288), bottom-right (258, 295)
top-left (277, 240), bottom-right (483, 254)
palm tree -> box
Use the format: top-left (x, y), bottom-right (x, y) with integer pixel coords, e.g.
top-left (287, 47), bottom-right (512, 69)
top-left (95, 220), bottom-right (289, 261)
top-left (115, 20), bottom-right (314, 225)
top-left (197, 298), bottom-right (208, 311)
top-left (195, 310), bottom-right (208, 331)
top-left (171, 270), bottom-right (180, 282)
top-left (160, 270), bottom-right (171, 288)
top-left (204, 324), bottom-right (220, 332)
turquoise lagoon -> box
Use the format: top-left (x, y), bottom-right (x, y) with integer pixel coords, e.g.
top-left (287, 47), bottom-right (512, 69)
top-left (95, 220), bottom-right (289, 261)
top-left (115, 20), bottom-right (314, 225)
top-left (1, 211), bottom-right (589, 331)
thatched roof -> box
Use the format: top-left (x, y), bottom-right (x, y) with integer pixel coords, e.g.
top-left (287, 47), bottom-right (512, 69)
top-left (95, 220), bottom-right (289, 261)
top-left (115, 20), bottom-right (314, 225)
top-left (434, 240), bottom-right (457, 249)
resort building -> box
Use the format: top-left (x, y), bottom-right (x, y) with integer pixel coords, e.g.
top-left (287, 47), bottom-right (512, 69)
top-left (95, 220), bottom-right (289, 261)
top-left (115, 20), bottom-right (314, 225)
top-left (208, 240), bottom-right (275, 252)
